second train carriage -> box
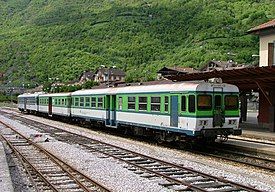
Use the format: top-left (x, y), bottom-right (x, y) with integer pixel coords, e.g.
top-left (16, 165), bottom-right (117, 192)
top-left (18, 81), bottom-right (241, 141)
top-left (39, 93), bottom-right (71, 117)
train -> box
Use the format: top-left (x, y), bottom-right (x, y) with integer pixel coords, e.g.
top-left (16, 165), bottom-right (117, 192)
top-left (18, 81), bottom-right (241, 143)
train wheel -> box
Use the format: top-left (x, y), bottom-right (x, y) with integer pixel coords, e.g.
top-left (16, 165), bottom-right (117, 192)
top-left (218, 135), bottom-right (228, 142)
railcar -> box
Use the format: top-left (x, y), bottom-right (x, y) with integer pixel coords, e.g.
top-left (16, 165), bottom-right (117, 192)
top-left (18, 93), bottom-right (40, 113)
top-left (38, 93), bottom-right (71, 117)
top-left (18, 81), bottom-right (241, 142)
top-left (70, 81), bottom-right (241, 142)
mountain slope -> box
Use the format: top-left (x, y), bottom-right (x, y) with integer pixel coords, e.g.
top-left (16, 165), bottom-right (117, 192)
top-left (0, 0), bottom-right (274, 85)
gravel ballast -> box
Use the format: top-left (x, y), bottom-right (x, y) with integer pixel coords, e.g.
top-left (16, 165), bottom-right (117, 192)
top-left (0, 111), bottom-right (275, 192)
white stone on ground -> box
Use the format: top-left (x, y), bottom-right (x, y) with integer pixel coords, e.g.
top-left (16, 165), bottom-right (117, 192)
top-left (1, 110), bottom-right (275, 191)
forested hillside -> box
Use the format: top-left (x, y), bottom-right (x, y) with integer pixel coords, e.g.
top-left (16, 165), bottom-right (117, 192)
top-left (0, 0), bottom-right (274, 85)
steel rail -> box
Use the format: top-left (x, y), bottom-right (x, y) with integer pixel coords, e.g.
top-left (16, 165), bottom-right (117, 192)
top-left (0, 134), bottom-right (59, 192)
top-left (0, 120), bottom-right (112, 192)
top-left (229, 137), bottom-right (275, 146)
top-left (191, 148), bottom-right (275, 172)
top-left (3, 113), bottom-right (264, 192)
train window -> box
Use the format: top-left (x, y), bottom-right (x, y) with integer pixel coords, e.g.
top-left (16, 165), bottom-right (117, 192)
top-left (128, 96), bottom-right (136, 110)
top-left (225, 95), bottom-right (238, 110)
top-left (188, 95), bottom-right (195, 113)
top-left (181, 96), bottom-right (186, 111)
top-left (61, 99), bottom-right (65, 105)
top-left (197, 95), bottom-right (212, 110)
top-left (75, 98), bottom-right (79, 106)
top-left (85, 97), bottom-right (90, 107)
top-left (80, 97), bottom-right (84, 107)
top-left (91, 97), bottom-right (96, 108)
top-left (214, 95), bottom-right (221, 108)
top-left (98, 97), bottom-right (103, 108)
top-left (139, 97), bottom-right (147, 111)
top-left (58, 99), bottom-right (61, 105)
top-left (64, 99), bottom-right (67, 106)
top-left (118, 97), bottom-right (123, 110)
top-left (151, 96), bottom-right (161, 112)
top-left (164, 96), bottom-right (169, 112)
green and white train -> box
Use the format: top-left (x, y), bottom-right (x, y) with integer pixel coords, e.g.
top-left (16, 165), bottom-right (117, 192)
top-left (18, 81), bottom-right (241, 142)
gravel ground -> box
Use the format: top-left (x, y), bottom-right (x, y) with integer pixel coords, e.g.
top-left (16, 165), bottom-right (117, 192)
top-left (1, 110), bottom-right (275, 191)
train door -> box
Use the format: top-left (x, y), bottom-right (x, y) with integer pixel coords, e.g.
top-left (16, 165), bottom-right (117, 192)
top-left (106, 95), bottom-right (117, 127)
top-left (213, 87), bottom-right (224, 127)
top-left (48, 97), bottom-right (53, 116)
top-left (170, 95), bottom-right (178, 127)
top-left (23, 98), bottom-right (27, 112)
top-left (36, 96), bottom-right (39, 112)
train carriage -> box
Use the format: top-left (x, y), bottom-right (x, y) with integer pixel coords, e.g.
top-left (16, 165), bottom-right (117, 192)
top-left (71, 81), bottom-right (241, 140)
top-left (71, 89), bottom-right (110, 122)
top-left (18, 80), bottom-right (241, 142)
top-left (18, 93), bottom-right (40, 113)
top-left (39, 93), bottom-right (71, 117)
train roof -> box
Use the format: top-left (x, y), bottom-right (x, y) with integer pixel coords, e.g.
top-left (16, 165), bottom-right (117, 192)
top-left (18, 93), bottom-right (42, 98)
top-left (71, 82), bottom-right (239, 96)
top-left (39, 92), bottom-right (71, 97)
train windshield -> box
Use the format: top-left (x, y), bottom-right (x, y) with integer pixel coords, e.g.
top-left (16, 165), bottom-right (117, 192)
top-left (225, 95), bottom-right (239, 110)
top-left (197, 95), bottom-right (212, 110)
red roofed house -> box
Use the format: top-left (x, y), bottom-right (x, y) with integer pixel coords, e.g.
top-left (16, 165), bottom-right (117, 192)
top-left (248, 19), bottom-right (275, 66)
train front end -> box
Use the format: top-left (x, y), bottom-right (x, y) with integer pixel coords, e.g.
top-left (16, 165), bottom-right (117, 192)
top-left (193, 81), bottom-right (241, 141)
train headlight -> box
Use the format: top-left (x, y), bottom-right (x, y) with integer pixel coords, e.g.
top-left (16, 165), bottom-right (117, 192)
top-left (199, 120), bottom-right (208, 126)
top-left (229, 119), bottom-right (237, 125)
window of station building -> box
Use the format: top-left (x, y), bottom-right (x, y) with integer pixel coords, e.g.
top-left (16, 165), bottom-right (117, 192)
top-left (197, 95), bottom-right (212, 110)
top-left (91, 97), bottom-right (96, 108)
top-left (225, 95), bottom-right (238, 110)
top-left (98, 97), bottom-right (103, 108)
top-left (164, 96), bottom-right (169, 112)
top-left (75, 98), bottom-right (79, 106)
top-left (151, 96), bottom-right (161, 112)
top-left (128, 96), bottom-right (136, 110)
top-left (118, 97), bottom-right (123, 110)
top-left (85, 97), bottom-right (90, 108)
top-left (181, 96), bottom-right (186, 111)
top-left (188, 95), bottom-right (195, 113)
top-left (80, 97), bottom-right (84, 107)
top-left (139, 96), bottom-right (147, 111)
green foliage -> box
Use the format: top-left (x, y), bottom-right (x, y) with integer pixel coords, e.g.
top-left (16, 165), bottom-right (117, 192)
top-left (82, 80), bottom-right (99, 89)
top-left (0, 0), bottom-right (274, 85)
top-left (42, 80), bottom-right (98, 93)
top-left (0, 94), bottom-right (17, 103)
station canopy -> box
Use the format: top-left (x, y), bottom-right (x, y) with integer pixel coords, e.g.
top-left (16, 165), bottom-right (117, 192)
top-left (168, 66), bottom-right (275, 92)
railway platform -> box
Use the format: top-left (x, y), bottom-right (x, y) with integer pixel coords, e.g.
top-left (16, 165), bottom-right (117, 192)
top-left (0, 141), bottom-right (14, 192)
top-left (225, 127), bottom-right (275, 157)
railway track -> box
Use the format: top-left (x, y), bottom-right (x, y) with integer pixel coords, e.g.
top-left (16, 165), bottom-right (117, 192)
top-left (228, 137), bottom-right (275, 146)
top-left (0, 112), bottom-right (265, 192)
top-left (192, 146), bottom-right (275, 172)
top-left (0, 120), bottom-right (111, 192)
